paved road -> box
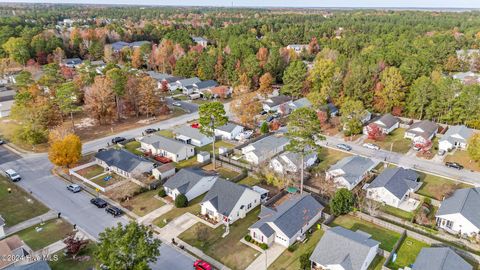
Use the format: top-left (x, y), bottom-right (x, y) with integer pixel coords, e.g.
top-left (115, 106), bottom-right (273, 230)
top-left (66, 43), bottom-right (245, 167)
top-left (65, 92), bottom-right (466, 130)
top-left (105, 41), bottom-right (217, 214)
top-left (166, 97), bottom-right (199, 113)
top-left (0, 145), bottom-right (21, 165)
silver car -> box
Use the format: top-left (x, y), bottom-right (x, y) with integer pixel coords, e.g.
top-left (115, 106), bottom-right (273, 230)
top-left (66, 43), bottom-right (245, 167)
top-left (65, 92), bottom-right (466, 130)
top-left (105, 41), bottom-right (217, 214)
top-left (67, 184), bottom-right (82, 193)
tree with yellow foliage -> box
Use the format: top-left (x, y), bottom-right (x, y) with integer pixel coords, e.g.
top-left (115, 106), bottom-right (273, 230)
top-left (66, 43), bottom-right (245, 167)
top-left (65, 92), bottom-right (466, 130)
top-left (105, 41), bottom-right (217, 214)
top-left (48, 129), bottom-right (82, 168)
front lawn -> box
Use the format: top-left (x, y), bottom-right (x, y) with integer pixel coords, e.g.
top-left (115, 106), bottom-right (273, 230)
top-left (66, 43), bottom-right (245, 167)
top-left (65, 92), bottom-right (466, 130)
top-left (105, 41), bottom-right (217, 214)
top-left (49, 243), bottom-right (97, 270)
top-left (179, 208), bottom-right (261, 270)
top-left (313, 148), bottom-right (351, 172)
top-left (330, 215), bottom-right (401, 251)
top-left (120, 189), bottom-right (165, 216)
top-left (364, 128), bottom-right (412, 154)
top-left (76, 164), bottom-right (105, 179)
top-left (387, 237), bottom-right (430, 270)
top-left (0, 176), bottom-right (49, 227)
top-left (380, 204), bottom-right (415, 221)
top-left (90, 173), bottom-right (125, 188)
top-left (268, 228), bottom-right (324, 270)
top-left (157, 129), bottom-right (174, 138)
top-left (153, 195), bottom-right (204, 228)
top-left (124, 141), bottom-right (143, 156)
top-left (16, 218), bottom-right (73, 251)
top-left (445, 150), bottom-right (480, 172)
top-left (416, 172), bottom-right (472, 200)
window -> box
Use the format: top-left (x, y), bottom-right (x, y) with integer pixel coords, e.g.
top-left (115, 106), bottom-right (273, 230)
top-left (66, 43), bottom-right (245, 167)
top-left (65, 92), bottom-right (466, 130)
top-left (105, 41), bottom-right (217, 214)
top-left (248, 203), bottom-right (252, 209)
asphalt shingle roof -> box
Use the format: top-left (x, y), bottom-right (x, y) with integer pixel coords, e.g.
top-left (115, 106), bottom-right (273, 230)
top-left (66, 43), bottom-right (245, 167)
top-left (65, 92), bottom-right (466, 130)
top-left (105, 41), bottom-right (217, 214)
top-left (95, 149), bottom-right (152, 173)
top-left (437, 187), bottom-right (480, 229)
top-left (412, 247), bottom-right (472, 270)
top-left (407, 120), bottom-right (438, 139)
top-left (367, 167), bottom-right (420, 200)
top-left (310, 226), bottom-right (379, 270)
top-left (8, 261), bottom-right (52, 270)
top-left (177, 77), bottom-right (201, 87)
top-left (329, 156), bottom-right (377, 186)
top-left (247, 135), bottom-right (290, 156)
top-left (289, 97), bottom-right (311, 109)
top-left (195, 80), bottom-right (218, 90)
top-left (164, 168), bottom-right (217, 194)
top-left (140, 134), bottom-right (193, 154)
top-left (147, 71), bottom-right (172, 81)
top-left (201, 179), bottom-right (251, 217)
top-left (440, 125), bottom-right (473, 145)
top-left (173, 125), bottom-right (210, 142)
top-left (375, 113), bottom-right (399, 129)
top-left (264, 95), bottom-right (291, 107)
top-left (216, 122), bottom-right (241, 133)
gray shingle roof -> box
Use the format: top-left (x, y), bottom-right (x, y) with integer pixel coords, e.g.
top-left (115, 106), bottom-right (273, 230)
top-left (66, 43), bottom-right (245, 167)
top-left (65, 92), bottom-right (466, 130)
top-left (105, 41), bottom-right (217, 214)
top-left (173, 125), bottom-right (210, 142)
top-left (195, 80), bottom-right (218, 90)
top-left (250, 194), bottom-right (324, 238)
top-left (216, 122), bottom-right (241, 133)
top-left (367, 167), bottom-right (420, 200)
top-left (329, 156), bottom-right (377, 186)
top-left (201, 179), bottom-right (250, 217)
top-left (165, 76), bottom-right (184, 83)
top-left (289, 97), bottom-right (311, 109)
top-left (177, 77), bottom-right (201, 87)
top-left (310, 226), bottom-right (379, 270)
top-left (407, 120), bottom-right (438, 139)
top-left (164, 168), bottom-right (217, 194)
top-left (147, 71), bottom-right (172, 82)
top-left (8, 261), bottom-right (52, 270)
top-left (140, 134), bottom-right (193, 154)
top-left (264, 95), bottom-right (291, 107)
top-left (281, 151), bottom-right (317, 168)
top-left (375, 113), bottom-right (399, 129)
top-left (440, 125), bottom-right (473, 145)
top-left (0, 215), bottom-right (4, 226)
top-left (412, 247), bottom-right (472, 270)
top-left (437, 188), bottom-right (480, 229)
top-left (247, 135), bottom-right (290, 156)
top-left (95, 149), bottom-right (153, 173)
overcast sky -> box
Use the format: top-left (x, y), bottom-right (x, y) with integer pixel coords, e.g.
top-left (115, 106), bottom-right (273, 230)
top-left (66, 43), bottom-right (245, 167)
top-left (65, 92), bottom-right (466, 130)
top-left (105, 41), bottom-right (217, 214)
top-left (2, 0), bottom-right (480, 9)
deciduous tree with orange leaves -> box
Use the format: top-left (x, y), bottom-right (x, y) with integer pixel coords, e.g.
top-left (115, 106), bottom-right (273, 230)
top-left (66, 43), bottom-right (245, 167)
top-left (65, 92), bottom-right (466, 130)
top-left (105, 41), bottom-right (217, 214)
top-left (48, 128), bottom-right (82, 168)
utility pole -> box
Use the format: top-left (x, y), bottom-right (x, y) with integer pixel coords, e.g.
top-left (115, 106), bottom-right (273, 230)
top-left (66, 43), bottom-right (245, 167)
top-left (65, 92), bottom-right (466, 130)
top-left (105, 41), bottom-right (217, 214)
top-left (211, 115), bottom-right (216, 169)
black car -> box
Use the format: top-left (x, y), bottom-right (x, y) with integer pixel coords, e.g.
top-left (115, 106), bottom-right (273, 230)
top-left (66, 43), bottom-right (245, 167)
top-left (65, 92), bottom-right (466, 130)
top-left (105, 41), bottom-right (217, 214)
top-left (106, 206), bottom-right (123, 217)
top-left (266, 116), bottom-right (274, 122)
top-left (0, 139), bottom-right (5, 145)
top-left (97, 148), bottom-right (107, 152)
top-left (111, 137), bottom-right (126, 144)
top-left (144, 128), bottom-right (157, 134)
top-left (445, 162), bottom-right (464, 170)
top-left (90, 198), bottom-right (108, 208)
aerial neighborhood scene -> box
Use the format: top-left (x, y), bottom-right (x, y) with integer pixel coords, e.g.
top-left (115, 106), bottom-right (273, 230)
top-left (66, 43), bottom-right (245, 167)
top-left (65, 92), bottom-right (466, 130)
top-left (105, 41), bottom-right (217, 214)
top-left (2, 1), bottom-right (480, 270)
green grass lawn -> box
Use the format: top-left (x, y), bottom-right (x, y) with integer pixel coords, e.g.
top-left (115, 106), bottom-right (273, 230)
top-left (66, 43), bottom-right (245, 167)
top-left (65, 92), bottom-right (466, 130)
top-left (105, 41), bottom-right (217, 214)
top-left (49, 243), bottom-right (97, 270)
top-left (76, 165), bottom-right (105, 179)
top-left (179, 208), bottom-right (261, 270)
top-left (445, 150), bottom-right (480, 172)
top-left (416, 171), bottom-right (472, 200)
top-left (153, 195), bottom-right (204, 227)
top-left (90, 173), bottom-right (125, 188)
top-left (268, 228), bottom-right (324, 270)
top-left (202, 163), bottom-right (240, 179)
top-left (313, 148), bottom-right (351, 172)
top-left (175, 156), bottom-right (199, 169)
top-left (387, 237), bottom-right (430, 270)
top-left (238, 176), bottom-right (262, 186)
top-left (120, 189), bottom-right (165, 216)
top-left (331, 215), bottom-right (401, 251)
top-left (0, 176), bottom-right (49, 227)
top-left (364, 128), bottom-right (412, 154)
top-left (157, 129), bottom-right (174, 138)
top-left (380, 204), bottom-right (415, 221)
top-left (16, 219), bottom-right (74, 251)
top-left (368, 255), bottom-right (386, 270)
top-left (124, 141), bottom-right (143, 156)
top-left (196, 140), bottom-right (236, 154)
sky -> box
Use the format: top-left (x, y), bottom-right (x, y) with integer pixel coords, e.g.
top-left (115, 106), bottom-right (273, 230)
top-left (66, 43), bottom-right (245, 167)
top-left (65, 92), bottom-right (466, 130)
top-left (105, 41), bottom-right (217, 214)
top-left (2, 0), bottom-right (480, 9)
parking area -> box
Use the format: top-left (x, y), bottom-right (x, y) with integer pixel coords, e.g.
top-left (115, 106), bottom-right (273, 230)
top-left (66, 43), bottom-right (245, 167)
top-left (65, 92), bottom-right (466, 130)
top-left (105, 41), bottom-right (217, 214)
top-left (0, 145), bottom-right (21, 165)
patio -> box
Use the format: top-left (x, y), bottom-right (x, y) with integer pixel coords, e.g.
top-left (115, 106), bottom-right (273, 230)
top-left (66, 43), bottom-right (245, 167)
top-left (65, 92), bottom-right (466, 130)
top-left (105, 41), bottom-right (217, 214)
top-left (398, 198), bottom-right (420, 212)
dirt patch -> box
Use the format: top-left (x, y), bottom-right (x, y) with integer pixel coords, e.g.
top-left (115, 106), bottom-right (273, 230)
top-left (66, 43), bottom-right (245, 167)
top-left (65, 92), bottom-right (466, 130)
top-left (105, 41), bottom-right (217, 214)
top-left (104, 181), bottom-right (143, 202)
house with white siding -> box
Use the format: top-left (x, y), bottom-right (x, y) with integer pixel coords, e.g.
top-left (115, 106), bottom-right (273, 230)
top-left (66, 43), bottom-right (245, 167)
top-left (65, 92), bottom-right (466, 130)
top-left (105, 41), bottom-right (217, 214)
top-left (139, 134), bottom-right (195, 162)
top-left (326, 156), bottom-right (378, 190)
top-left (241, 135), bottom-right (290, 165)
top-left (439, 125), bottom-right (473, 152)
top-left (94, 149), bottom-right (154, 179)
top-left (163, 168), bottom-right (218, 201)
top-left (173, 125), bottom-right (214, 147)
top-left (214, 123), bottom-right (244, 140)
top-left (269, 151), bottom-right (317, 174)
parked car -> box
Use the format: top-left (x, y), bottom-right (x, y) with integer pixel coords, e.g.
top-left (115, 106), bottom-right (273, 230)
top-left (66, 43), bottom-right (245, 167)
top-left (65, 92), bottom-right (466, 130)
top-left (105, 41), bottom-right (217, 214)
top-left (67, 184), bottom-right (82, 193)
top-left (90, 197), bottom-right (108, 208)
top-left (260, 111), bottom-right (267, 115)
top-left (235, 130), bottom-right (253, 141)
top-left (97, 148), bottom-right (107, 152)
top-left (172, 101), bottom-right (182, 107)
top-left (363, 143), bottom-right (380, 150)
top-left (191, 122), bottom-right (200, 128)
top-left (336, 143), bottom-right (352, 151)
top-left (266, 116), bottom-right (274, 122)
top-left (445, 162), bottom-right (464, 170)
top-left (438, 149), bottom-right (446, 156)
top-left (111, 137), bottom-right (126, 144)
top-left (105, 206), bottom-right (123, 217)
top-left (144, 128), bottom-right (157, 134)
top-left (0, 139), bottom-right (5, 145)
top-left (194, 260), bottom-right (212, 270)
top-left (4, 169), bottom-right (21, 182)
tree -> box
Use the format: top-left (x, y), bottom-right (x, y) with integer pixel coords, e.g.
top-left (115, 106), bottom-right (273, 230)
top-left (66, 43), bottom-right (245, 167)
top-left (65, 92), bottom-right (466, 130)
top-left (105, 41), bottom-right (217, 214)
top-left (55, 82), bottom-right (80, 130)
top-left (299, 251), bottom-right (313, 270)
top-left (308, 57), bottom-right (340, 103)
top-left (376, 67), bottom-right (405, 113)
top-left (175, 194), bottom-right (188, 208)
top-left (366, 123), bottom-right (385, 141)
top-left (330, 188), bottom-right (355, 216)
top-left (48, 132), bottom-right (82, 168)
top-left (468, 133), bottom-right (480, 162)
top-left (137, 76), bottom-right (163, 118)
top-left (286, 107), bottom-right (323, 193)
top-left (230, 92), bottom-right (262, 128)
top-left (3, 37), bottom-right (30, 65)
top-left (260, 122), bottom-right (269, 134)
top-left (64, 233), bottom-right (89, 259)
top-left (95, 221), bottom-right (161, 270)
top-left (340, 98), bottom-right (365, 136)
top-left (106, 68), bottom-right (127, 119)
top-left (198, 102), bottom-right (228, 168)
top-left (84, 76), bottom-right (117, 125)
top-left (282, 61), bottom-right (307, 98)
top-left (258, 72), bottom-right (273, 97)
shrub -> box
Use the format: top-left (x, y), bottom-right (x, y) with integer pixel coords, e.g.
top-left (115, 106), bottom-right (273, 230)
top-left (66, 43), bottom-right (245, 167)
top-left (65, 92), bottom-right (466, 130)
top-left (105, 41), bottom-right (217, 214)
top-left (175, 194), bottom-right (188, 208)
top-left (260, 243), bottom-right (268, 250)
top-left (158, 187), bottom-right (166, 197)
top-left (330, 188), bottom-right (355, 216)
top-left (260, 122), bottom-right (269, 134)
top-left (244, 235), bottom-right (252, 242)
top-left (299, 252), bottom-right (313, 270)
top-left (287, 245), bottom-right (297, 252)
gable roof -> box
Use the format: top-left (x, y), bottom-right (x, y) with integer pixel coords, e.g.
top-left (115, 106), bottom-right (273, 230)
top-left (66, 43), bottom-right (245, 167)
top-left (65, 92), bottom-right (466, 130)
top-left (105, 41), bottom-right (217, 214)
top-left (407, 120), bottom-right (438, 139)
top-left (289, 97), bottom-right (311, 109)
top-left (147, 71), bottom-right (172, 82)
top-left (195, 80), bottom-right (218, 90)
top-left (177, 77), bottom-right (201, 87)
top-left (245, 135), bottom-right (290, 157)
top-left (201, 179), bottom-right (252, 217)
top-left (367, 167), bottom-right (420, 200)
top-left (165, 76), bottom-right (184, 83)
top-left (8, 261), bottom-right (52, 270)
top-left (412, 247), bottom-right (472, 270)
top-left (320, 103), bottom-right (339, 114)
top-left (164, 168), bottom-right (217, 194)
top-left (95, 149), bottom-right (153, 173)
top-left (278, 151), bottom-right (317, 169)
top-left (440, 125), bottom-right (473, 144)
top-left (375, 113), bottom-right (399, 129)
top-left (310, 226), bottom-right (379, 270)
top-left (250, 194), bottom-right (324, 238)
top-left (215, 122), bottom-right (242, 133)
top-left (193, 36), bottom-right (208, 43)
top-left (264, 95), bottom-right (291, 107)
top-left (0, 235), bottom-right (26, 269)
top-left (173, 125), bottom-right (210, 142)
top-left (139, 134), bottom-right (193, 154)
top-left (329, 156), bottom-right (377, 185)
top-left (437, 187), bottom-right (480, 229)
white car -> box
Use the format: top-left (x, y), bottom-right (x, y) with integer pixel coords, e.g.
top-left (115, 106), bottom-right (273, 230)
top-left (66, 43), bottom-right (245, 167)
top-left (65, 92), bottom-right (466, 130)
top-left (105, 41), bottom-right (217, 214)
top-left (172, 102), bottom-right (182, 107)
top-left (4, 169), bottom-right (21, 182)
top-left (235, 130), bottom-right (253, 141)
top-left (363, 143), bottom-right (380, 150)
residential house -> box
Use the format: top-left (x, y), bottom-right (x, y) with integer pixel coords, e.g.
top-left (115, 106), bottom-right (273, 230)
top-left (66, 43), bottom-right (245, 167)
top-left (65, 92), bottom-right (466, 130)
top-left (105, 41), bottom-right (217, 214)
top-left (287, 44), bottom-right (308, 54)
top-left (139, 134), bottom-right (195, 162)
top-left (248, 194), bottom-right (324, 247)
top-left (147, 71), bottom-right (173, 89)
top-left (411, 247), bottom-right (472, 270)
top-left (326, 156), bottom-right (378, 190)
top-left (214, 122), bottom-right (244, 140)
top-left (111, 40), bottom-right (150, 53)
top-left (152, 163), bottom-right (176, 180)
top-left (270, 151), bottom-right (317, 174)
top-left (94, 149), bottom-right (154, 179)
top-left (0, 235), bottom-right (32, 269)
top-left (164, 76), bottom-right (185, 91)
top-left (170, 77), bottom-right (201, 93)
top-left (241, 135), bottom-right (290, 165)
top-left (192, 36), bottom-right (208, 47)
top-left (452, 71), bottom-right (480, 85)
top-left (0, 88), bottom-right (15, 118)
top-left (319, 103), bottom-right (339, 117)
top-left (310, 226), bottom-right (380, 270)
top-left (359, 110), bottom-right (372, 125)
top-left (61, 58), bottom-right (83, 68)
top-left (9, 261), bottom-right (52, 270)
top-left (366, 167), bottom-right (421, 209)
top-left (0, 215), bottom-right (4, 238)
top-left (364, 113), bottom-right (400, 135)
top-left (173, 125), bottom-right (214, 147)
top-left (201, 179), bottom-right (261, 224)
top-left (163, 168), bottom-right (218, 201)
top-left (405, 120), bottom-right (438, 144)
top-left (193, 80), bottom-right (219, 94)
top-left (288, 97), bottom-right (311, 112)
top-left (262, 95), bottom-right (292, 113)
top-left (436, 187), bottom-right (480, 236)
top-left (439, 125), bottom-right (473, 152)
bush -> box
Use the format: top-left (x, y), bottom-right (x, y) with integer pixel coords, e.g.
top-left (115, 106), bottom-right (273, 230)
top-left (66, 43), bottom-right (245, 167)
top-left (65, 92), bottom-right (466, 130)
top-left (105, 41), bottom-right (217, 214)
top-left (158, 187), bottom-right (166, 197)
top-left (330, 188), bottom-right (355, 216)
top-left (260, 122), bottom-right (269, 134)
top-left (287, 244), bottom-right (297, 252)
top-left (299, 252), bottom-right (313, 270)
top-left (260, 243), bottom-right (268, 250)
top-left (244, 235), bottom-right (252, 242)
top-left (175, 194), bottom-right (188, 208)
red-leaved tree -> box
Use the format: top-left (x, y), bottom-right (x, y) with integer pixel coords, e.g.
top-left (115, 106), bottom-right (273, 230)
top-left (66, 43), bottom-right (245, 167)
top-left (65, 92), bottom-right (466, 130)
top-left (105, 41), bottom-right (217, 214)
top-left (367, 123), bottom-right (385, 141)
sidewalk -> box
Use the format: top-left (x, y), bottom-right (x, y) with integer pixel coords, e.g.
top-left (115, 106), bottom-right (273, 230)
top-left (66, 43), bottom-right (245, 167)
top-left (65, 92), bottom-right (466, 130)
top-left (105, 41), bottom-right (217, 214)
top-left (244, 243), bottom-right (285, 270)
top-left (5, 210), bottom-right (58, 236)
top-left (137, 204), bottom-right (173, 224)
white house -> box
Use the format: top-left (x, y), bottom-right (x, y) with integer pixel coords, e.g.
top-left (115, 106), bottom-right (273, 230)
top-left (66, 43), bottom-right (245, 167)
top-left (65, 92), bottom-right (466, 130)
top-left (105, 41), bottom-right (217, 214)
top-left (214, 123), bottom-right (244, 140)
top-left (147, 71), bottom-right (173, 89)
top-left (201, 179), bottom-right (261, 224)
top-left (364, 113), bottom-right (400, 135)
top-left (310, 227), bottom-right (380, 270)
top-left (269, 151), bottom-right (317, 174)
top-left (248, 194), bottom-right (323, 247)
top-left (287, 44), bottom-right (308, 54)
top-left (173, 125), bottom-right (214, 147)
top-left (436, 187), bottom-right (480, 236)
top-left (170, 77), bottom-right (201, 93)
top-left (163, 168), bottom-right (218, 201)
top-left (411, 247), bottom-right (473, 270)
top-left (0, 89), bottom-right (15, 118)
top-left (152, 163), bottom-right (176, 180)
top-left (139, 134), bottom-right (195, 162)
top-left (262, 95), bottom-right (292, 113)
top-left (405, 120), bottom-right (438, 144)
top-left (288, 97), bottom-right (311, 112)
top-left (193, 80), bottom-right (219, 94)
top-left (192, 36), bottom-right (208, 47)
top-left (326, 156), bottom-right (378, 190)
top-left (366, 167), bottom-right (421, 209)
top-left (439, 125), bottom-right (473, 152)
top-left (242, 135), bottom-right (290, 165)
top-left (94, 149), bottom-right (154, 179)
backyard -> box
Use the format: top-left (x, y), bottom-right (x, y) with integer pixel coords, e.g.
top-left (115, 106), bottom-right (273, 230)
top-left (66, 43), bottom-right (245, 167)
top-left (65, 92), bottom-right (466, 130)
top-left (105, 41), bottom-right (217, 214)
top-left (0, 176), bottom-right (49, 226)
top-left (202, 163), bottom-right (240, 179)
top-left (157, 129), bottom-right (174, 138)
top-left (416, 172), bottom-right (472, 200)
top-left (16, 218), bottom-right (74, 251)
top-left (364, 128), bottom-right (412, 154)
top-left (330, 215), bottom-right (401, 251)
top-left (178, 208), bottom-right (261, 270)
top-left (238, 176), bottom-right (262, 186)
top-left (123, 141), bottom-right (143, 156)
top-left (380, 204), bottom-right (415, 221)
top-left (49, 243), bottom-right (97, 270)
top-left (445, 150), bottom-right (480, 172)
top-left (268, 227), bottom-right (324, 270)
top-left (120, 189), bottom-right (165, 216)
top-left (196, 140), bottom-right (236, 154)
top-left (153, 195), bottom-right (204, 227)
top-left (368, 255), bottom-right (386, 270)
top-left (387, 237), bottom-right (430, 270)
top-left (175, 156), bottom-right (200, 169)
